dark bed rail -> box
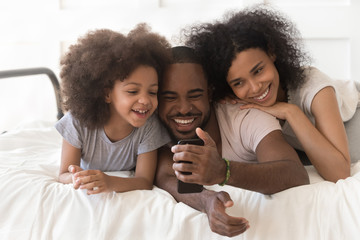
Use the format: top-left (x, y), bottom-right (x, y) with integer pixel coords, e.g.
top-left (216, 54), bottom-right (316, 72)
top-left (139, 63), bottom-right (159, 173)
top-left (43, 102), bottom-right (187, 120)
top-left (0, 67), bottom-right (64, 120)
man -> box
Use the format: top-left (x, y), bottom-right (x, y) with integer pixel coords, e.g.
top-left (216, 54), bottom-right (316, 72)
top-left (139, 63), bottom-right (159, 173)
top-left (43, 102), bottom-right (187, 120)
top-left (155, 46), bottom-right (309, 237)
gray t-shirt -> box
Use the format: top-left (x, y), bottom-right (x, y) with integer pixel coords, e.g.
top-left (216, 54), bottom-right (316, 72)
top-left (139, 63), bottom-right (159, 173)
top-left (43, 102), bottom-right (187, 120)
top-left (55, 113), bottom-right (171, 171)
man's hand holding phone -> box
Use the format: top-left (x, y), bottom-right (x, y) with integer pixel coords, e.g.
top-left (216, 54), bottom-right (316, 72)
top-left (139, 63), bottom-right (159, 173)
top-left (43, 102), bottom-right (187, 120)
top-left (172, 127), bottom-right (227, 192)
top-left (176, 138), bottom-right (204, 193)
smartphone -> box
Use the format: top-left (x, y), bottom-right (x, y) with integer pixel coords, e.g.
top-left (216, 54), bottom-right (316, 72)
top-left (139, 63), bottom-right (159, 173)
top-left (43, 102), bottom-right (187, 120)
top-left (177, 138), bottom-right (204, 194)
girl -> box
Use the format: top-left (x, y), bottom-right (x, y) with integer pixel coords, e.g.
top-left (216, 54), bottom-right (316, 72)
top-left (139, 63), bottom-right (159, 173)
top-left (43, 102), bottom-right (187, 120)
top-left (185, 6), bottom-right (360, 182)
top-left (56, 24), bottom-right (171, 194)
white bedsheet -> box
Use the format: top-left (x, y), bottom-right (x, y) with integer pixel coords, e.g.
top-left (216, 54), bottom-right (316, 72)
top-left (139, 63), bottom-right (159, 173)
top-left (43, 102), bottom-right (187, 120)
top-left (0, 121), bottom-right (359, 240)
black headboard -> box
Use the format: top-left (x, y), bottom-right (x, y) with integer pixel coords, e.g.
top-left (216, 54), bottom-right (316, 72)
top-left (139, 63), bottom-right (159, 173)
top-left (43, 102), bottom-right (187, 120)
top-left (0, 67), bottom-right (64, 120)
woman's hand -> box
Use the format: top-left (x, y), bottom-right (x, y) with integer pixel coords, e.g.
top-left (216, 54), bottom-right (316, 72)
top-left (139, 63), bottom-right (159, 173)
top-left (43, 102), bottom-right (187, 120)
top-left (240, 101), bottom-right (296, 120)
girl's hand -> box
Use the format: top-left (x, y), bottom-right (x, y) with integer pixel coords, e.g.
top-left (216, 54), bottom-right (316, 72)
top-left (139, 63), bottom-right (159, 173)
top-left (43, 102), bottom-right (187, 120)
top-left (68, 165), bottom-right (83, 189)
top-left (73, 170), bottom-right (112, 195)
top-left (239, 102), bottom-right (293, 120)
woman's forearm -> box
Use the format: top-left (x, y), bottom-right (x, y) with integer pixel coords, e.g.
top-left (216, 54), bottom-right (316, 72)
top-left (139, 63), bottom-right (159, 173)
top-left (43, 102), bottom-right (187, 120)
top-left (285, 104), bottom-right (350, 181)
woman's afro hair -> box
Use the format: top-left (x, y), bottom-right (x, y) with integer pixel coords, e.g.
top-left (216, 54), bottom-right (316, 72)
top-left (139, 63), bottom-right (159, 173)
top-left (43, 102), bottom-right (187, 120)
top-left (184, 4), bottom-right (311, 101)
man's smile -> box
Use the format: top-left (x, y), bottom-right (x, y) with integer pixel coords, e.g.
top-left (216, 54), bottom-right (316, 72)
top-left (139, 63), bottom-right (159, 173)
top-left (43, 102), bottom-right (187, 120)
top-left (174, 118), bottom-right (195, 124)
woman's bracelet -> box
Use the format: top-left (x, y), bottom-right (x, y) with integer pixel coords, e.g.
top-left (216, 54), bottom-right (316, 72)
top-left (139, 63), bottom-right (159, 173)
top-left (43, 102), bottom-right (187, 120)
top-left (219, 158), bottom-right (230, 186)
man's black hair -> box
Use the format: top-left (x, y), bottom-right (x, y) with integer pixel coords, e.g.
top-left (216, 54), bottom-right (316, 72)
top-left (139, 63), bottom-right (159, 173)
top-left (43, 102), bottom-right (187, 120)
top-left (171, 46), bottom-right (201, 64)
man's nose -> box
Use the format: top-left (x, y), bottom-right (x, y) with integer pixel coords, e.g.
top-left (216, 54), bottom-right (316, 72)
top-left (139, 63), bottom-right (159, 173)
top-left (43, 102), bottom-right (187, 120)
top-left (177, 99), bottom-right (193, 114)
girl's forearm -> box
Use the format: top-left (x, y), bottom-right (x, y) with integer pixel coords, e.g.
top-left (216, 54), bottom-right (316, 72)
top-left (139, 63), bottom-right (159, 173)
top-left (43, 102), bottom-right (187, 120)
top-left (58, 172), bottom-right (73, 184)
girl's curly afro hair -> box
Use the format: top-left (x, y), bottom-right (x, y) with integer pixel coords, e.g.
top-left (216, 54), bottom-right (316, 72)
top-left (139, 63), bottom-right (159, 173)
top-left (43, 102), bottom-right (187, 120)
top-left (60, 23), bottom-right (171, 129)
top-left (184, 5), bottom-right (311, 101)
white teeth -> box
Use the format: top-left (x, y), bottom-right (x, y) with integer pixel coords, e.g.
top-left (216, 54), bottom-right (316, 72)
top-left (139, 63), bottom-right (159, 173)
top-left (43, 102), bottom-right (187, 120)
top-left (134, 109), bottom-right (148, 114)
top-left (254, 88), bottom-right (269, 100)
top-left (174, 118), bottom-right (194, 124)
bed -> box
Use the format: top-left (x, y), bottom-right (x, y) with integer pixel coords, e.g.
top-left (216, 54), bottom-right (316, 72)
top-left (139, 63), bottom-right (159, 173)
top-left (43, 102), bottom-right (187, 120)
top-left (1, 68), bottom-right (360, 240)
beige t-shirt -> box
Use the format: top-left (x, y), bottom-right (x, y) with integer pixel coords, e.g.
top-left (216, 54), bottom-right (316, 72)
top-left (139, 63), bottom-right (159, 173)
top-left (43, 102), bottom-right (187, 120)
top-left (215, 103), bottom-right (282, 163)
top-left (284, 67), bottom-right (360, 150)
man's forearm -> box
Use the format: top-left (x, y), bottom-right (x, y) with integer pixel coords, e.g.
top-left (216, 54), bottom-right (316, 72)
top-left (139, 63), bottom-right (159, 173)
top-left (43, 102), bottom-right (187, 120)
top-left (226, 160), bottom-right (309, 194)
top-left (154, 161), bottom-right (212, 212)
top-left (154, 159), bottom-right (250, 237)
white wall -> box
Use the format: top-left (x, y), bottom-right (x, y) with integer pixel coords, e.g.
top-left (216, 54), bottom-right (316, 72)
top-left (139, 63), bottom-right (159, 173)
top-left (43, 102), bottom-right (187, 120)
top-left (0, 0), bottom-right (359, 132)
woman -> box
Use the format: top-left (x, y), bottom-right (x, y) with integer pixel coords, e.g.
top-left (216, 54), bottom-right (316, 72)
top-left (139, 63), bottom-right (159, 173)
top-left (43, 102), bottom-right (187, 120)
top-left (185, 5), bottom-right (360, 182)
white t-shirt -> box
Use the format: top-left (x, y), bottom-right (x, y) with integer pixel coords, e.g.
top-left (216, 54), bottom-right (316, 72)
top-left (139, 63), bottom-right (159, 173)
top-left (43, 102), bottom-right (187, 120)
top-left (283, 67), bottom-right (360, 151)
top-left (215, 103), bottom-right (281, 163)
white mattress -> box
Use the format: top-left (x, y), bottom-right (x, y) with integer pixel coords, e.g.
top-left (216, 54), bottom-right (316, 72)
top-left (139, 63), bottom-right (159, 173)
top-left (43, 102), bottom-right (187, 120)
top-left (1, 121), bottom-right (359, 240)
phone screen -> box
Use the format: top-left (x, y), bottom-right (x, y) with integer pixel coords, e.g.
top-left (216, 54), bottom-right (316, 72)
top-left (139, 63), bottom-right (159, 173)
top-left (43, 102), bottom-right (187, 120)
top-left (176, 138), bottom-right (204, 194)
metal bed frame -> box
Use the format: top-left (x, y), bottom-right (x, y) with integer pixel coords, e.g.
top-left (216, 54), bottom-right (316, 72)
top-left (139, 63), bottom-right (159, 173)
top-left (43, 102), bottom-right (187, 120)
top-left (0, 67), bottom-right (64, 120)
